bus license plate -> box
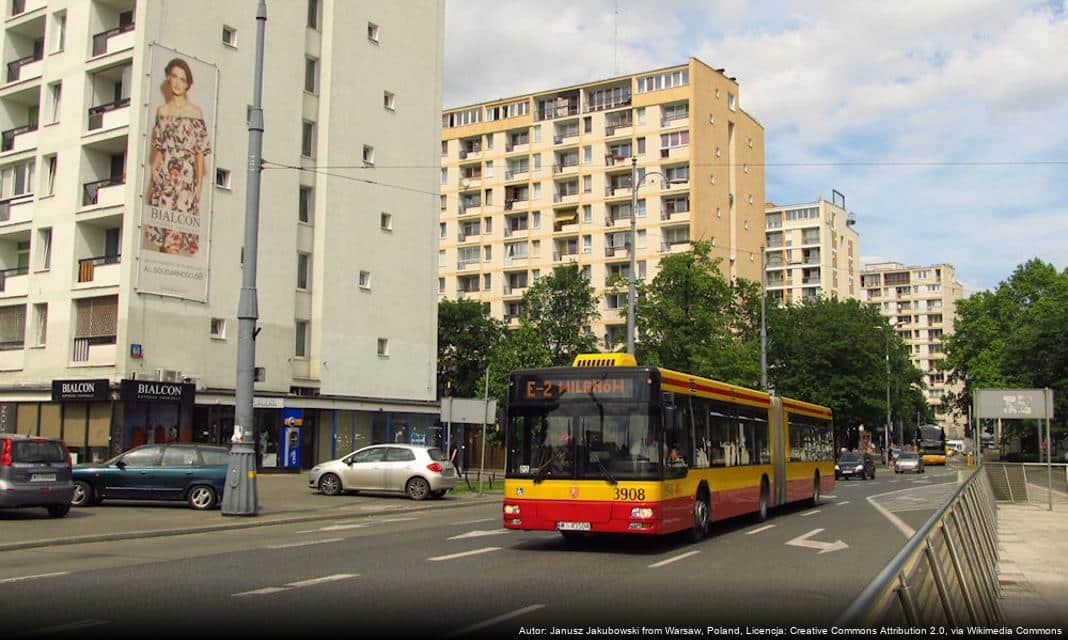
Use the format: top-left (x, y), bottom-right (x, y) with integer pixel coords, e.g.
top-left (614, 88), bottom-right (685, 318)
top-left (557, 521), bottom-right (591, 531)
top-left (31, 473), bottom-right (56, 482)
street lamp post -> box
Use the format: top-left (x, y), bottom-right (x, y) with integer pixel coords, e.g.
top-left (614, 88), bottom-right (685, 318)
top-left (876, 321), bottom-right (904, 466)
top-left (760, 245), bottom-right (767, 391)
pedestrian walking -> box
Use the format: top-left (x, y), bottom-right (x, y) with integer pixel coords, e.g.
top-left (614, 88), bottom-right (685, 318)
top-left (450, 442), bottom-right (463, 476)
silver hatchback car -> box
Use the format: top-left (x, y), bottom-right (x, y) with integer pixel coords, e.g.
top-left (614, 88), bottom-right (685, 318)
top-left (0, 434), bottom-right (74, 517)
top-left (894, 452), bottom-right (924, 474)
top-left (309, 444), bottom-right (459, 500)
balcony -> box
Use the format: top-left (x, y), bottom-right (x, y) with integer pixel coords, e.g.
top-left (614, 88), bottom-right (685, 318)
top-left (604, 244), bottom-right (628, 258)
top-left (504, 139), bottom-right (529, 154)
top-left (503, 225), bottom-right (528, 239)
top-left (10, 0), bottom-right (46, 16)
top-left (659, 241), bottom-right (689, 255)
top-left (455, 260), bottom-right (478, 271)
top-left (75, 255), bottom-right (120, 286)
top-left (82, 177), bottom-right (125, 208)
top-left (71, 337), bottom-right (117, 366)
top-left (659, 145), bottom-right (689, 160)
top-left (504, 168), bottom-right (529, 182)
top-left (458, 143), bottom-right (482, 161)
top-left (458, 202), bottom-right (481, 216)
top-left (605, 120), bottom-right (633, 138)
top-left (87, 98), bottom-right (130, 132)
top-left (5, 54), bottom-right (42, 85)
top-left (0, 121), bottom-right (34, 154)
top-left (552, 249), bottom-right (579, 262)
top-left (0, 195), bottom-right (33, 225)
top-left (552, 191), bottom-right (578, 205)
top-left (458, 175), bottom-right (481, 189)
top-left (504, 198), bottom-right (528, 212)
top-left (91, 22), bottom-right (135, 58)
top-left (551, 161), bottom-right (579, 176)
top-left (0, 265), bottom-right (28, 297)
top-left (660, 114), bottom-right (690, 129)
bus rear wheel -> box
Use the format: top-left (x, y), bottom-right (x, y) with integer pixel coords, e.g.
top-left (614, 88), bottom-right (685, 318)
top-left (689, 494), bottom-right (710, 542)
top-left (756, 480), bottom-right (769, 522)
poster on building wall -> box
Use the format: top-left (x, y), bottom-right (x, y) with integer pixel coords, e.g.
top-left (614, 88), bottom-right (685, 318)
top-left (136, 45), bottom-right (218, 302)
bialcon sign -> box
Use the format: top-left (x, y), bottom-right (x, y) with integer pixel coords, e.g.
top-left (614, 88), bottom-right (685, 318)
top-left (121, 380), bottom-right (195, 404)
top-left (52, 379), bottom-right (110, 402)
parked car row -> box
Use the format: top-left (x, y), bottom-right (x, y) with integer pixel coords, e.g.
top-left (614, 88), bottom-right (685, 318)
top-left (1, 436), bottom-right (458, 518)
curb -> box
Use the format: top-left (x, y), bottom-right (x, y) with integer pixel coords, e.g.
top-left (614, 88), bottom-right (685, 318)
top-left (0, 494), bottom-right (500, 553)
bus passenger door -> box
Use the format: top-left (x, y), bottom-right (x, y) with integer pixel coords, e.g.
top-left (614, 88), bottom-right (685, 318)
top-left (770, 397), bottom-right (786, 507)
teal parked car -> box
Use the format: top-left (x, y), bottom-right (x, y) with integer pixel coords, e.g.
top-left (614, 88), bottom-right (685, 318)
top-left (71, 444), bottom-right (229, 510)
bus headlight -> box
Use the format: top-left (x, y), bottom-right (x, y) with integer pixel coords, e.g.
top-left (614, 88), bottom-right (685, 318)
top-left (630, 507), bottom-right (653, 519)
top-left (503, 504), bottom-right (521, 515)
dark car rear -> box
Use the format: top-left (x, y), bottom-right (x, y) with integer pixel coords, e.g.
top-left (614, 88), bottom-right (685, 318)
top-left (835, 452), bottom-right (876, 480)
top-left (0, 435), bottom-right (75, 517)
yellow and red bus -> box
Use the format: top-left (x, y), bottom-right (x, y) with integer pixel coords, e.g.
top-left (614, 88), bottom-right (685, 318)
top-left (502, 354), bottom-right (835, 540)
top-left (915, 425), bottom-right (947, 466)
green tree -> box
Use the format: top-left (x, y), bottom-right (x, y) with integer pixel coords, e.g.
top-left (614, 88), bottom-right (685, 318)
top-left (520, 263), bottom-right (600, 366)
top-left (437, 299), bottom-right (502, 398)
top-left (622, 241), bottom-right (761, 387)
top-left (766, 298), bottom-right (925, 450)
top-left (943, 259), bottom-right (1068, 446)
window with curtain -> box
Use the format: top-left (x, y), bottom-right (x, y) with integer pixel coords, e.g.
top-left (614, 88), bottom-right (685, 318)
top-left (0, 305), bottom-right (25, 350)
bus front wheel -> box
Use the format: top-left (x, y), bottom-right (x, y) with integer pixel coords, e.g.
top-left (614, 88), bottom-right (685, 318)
top-left (689, 493), bottom-right (710, 542)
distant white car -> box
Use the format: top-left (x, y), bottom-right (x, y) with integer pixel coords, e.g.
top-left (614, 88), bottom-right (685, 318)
top-left (308, 444), bottom-right (459, 500)
top-left (894, 452), bottom-right (924, 474)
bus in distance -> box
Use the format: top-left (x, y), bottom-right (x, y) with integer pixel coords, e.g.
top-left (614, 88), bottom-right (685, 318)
top-left (916, 424), bottom-right (947, 465)
top-left (502, 354), bottom-right (835, 541)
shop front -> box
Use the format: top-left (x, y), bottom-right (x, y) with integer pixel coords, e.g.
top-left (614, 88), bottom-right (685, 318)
top-left (50, 378), bottom-right (113, 464)
top-left (119, 379), bottom-right (195, 452)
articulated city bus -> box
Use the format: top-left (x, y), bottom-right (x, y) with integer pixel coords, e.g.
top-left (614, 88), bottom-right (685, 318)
top-left (501, 354), bottom-right (835, 540)
top-left (916, 424), bottom-right (947, 465)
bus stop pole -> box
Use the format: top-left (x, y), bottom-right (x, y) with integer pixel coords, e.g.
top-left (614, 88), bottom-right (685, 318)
top-left (479, 367), bottom-right (490, 496)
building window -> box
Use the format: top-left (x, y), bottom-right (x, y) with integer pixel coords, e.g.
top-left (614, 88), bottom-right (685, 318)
top-left (294, 320), bottom-right (308, 358)
top-left (363, 145), bottom-right (374, 166)
top-left (210, 318), bottom-right (225, 339)
top-left (0, 305), bottom-right (26, 351)
top-left (440, 195), bottom-right (446, 211)
top-left (2, 159), bottom-right (36, 199)
top-left (377, 338), bottom-right (389, 357)
top-left (358, 270), bottom-right (371, 289)
top-left (297, 253), bottom-right (310, 289)
top-left (383, 91), bottom-right (395, 111)
top-left (299, 186), bottom-right (313, 223)
top-left (51, 11), bottom-right (67, 52)
top-left (222, 26), bottom-right (237, 47)
top-left (46, 82), bottom-right (61, 124)
top-left (438, 278), bottom-right (445, 294)
top-left (367, 22), bottom-right (379, 43)
top-left (36, 227), bottom-right (51, 270)
top-left (72, 296), bottom-right (117, 360)
top-left (301, 121), bottom-right (315, 157)
top-left (380, 212), bottom-right (392, 231)
top-left (31, 303), bottom-right (46, 347)
top-left (215, 168), bottom-right (230, 189)
top-left (43, 155), bottom-right (57, 196)
top-left (304, 57), bottom-right (318, 94)
top-left (307, 0), bottom-right (321, 30)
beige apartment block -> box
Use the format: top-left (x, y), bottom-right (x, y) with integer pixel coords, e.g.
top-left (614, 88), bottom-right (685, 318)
top-left (862, 262), bottom-right (965, 438)
top-left (439, 57), bottom-right (765, 348)
top-left (764, 198), bottom-right (860, 305)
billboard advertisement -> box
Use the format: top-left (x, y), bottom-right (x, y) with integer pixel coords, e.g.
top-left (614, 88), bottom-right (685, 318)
top-left (137, 45), bottom-right (218, 302)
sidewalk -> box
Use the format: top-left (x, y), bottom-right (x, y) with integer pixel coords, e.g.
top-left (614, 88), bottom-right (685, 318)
top-left (996, 503), bottom-right (1068, 626)
top-left (0, 473), bottom-right (500, 552)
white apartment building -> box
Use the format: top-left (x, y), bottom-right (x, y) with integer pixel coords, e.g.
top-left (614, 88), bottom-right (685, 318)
top-left (861, 262), bottom-right (965, 438)
top-left (764, 198), bottom-right (860, 304)
top-left (0, 0), bottom-right (444, 470)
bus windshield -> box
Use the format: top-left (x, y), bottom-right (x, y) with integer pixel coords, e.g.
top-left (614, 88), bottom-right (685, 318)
top-left (506, 400), bottom-right (660, 482)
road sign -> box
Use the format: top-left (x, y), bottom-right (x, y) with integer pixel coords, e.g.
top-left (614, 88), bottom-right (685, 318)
top-left (440, 397), bottom-right (497, 424)
top-left (976, 388), bottom-right (1053, 419)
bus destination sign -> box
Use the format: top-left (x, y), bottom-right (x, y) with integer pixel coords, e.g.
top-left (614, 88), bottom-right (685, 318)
top-left (517, 375), bottom-right (635, 401)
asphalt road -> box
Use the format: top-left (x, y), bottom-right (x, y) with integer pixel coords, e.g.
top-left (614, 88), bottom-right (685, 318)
top-left (2, 465), bottom-right (961, 638)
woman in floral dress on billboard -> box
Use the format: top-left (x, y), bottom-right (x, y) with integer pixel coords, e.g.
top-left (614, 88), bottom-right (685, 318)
top-left (143, 57), bottom-right (211, 257)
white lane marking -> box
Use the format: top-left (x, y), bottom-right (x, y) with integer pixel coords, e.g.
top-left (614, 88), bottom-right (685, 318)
top-left (836, 501), bottom-right (851, 506)
top-left (295, 523), bottom-right (369, 534)
top-left (451, 517), bottom-right (496, 525)
top-left (17, 619), bottom-right (109, 636)
top-left (822, 494), bottom-right (838, 499)
top-left (374, 516), bottom-right (419, 523)
top-left (264, 537), bottom-right (343, 549)
top-left (746, 525), bottom-right (776, 536)
top-left (0, 571), bottom-right (69, 584)
top-left (801, 509), bottom-right (821, 517)
top-left (866, 492), bottom-right (917, 539)
top-left (428, 547), bottom-right (502, 562)
top-left (233, 587), bottom-right (289, 597)
top-left (444, 604), bottom-right (546, 639)
top-left (447, 529), bottom-right (511, 540)
top-left (648, 550), bottom-right (701, 568)
top-left (786, 528), bottom-right (849, 554)
top-left (285, 574), bottom-right (358, 588)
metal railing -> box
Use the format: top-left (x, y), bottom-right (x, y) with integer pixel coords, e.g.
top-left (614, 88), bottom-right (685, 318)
top-left (836, 466), bottom-right (1001, 627)
top-left (77, 254), bottom-right (121, 283)
top-left (985, 462), bottom-right (1068, 508)
top-left (0, 265), bottom-right (29, 292)
top-left (1, 123), bottom-right (36, 151)
top-left (92, 22), bottom-right (135, 57)
top-left (87, 97), bottom-right (131, 130)
top-left (82, 177), bottom-right (124, 206)
top-left (6, 52), bottom-right (42, 83)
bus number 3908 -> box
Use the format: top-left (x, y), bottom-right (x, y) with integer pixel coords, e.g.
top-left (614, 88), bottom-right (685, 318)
top-left (614, 488), bottom-right (646, 501)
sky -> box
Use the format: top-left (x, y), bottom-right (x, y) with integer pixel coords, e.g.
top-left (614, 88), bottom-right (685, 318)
top-left (442, 0), bottom-right (1068, 294)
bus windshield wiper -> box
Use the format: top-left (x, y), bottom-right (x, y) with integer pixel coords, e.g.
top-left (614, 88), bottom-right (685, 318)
top-left (533, 457), bottom-right (552, 484)
top-left (592, 455), bottom-right (617, 485)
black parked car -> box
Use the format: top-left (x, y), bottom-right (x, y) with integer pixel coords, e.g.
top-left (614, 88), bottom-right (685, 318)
top-left (72, 444), bottom-right (228, 510)
top-left (835, 451), bottom-right (876, 480)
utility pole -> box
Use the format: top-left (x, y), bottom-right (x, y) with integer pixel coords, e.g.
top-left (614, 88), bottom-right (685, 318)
top-left (760, 245), bottom-right (767, 391)
top-left (223, 0), bottom-right (266, 516)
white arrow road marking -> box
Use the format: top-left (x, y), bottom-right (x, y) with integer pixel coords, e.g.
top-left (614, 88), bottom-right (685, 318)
top-left (447, 529), bottom-right (511, 540)
top-left (17, 619), bottom-right (109, 636)
top-left (746, 524), bottom-right (775, 535)
top-left (801, 509), bottom-right (821, 517)
top-left (264, 537), bottom-right (343, 549)
top-left (429, 547), bottom-right (502, 562)
top-left (0, 571), bottom-right (69, 584)
top-left (649, 550), bottom-right (700, 568)
top-left (785, 528), bottom-right (849, 554)
top-left (444, 604), bottom-right (546, 639)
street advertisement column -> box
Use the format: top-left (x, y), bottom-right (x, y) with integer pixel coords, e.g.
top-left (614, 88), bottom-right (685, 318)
top-left (137, 45), bottom-right (218, 302)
